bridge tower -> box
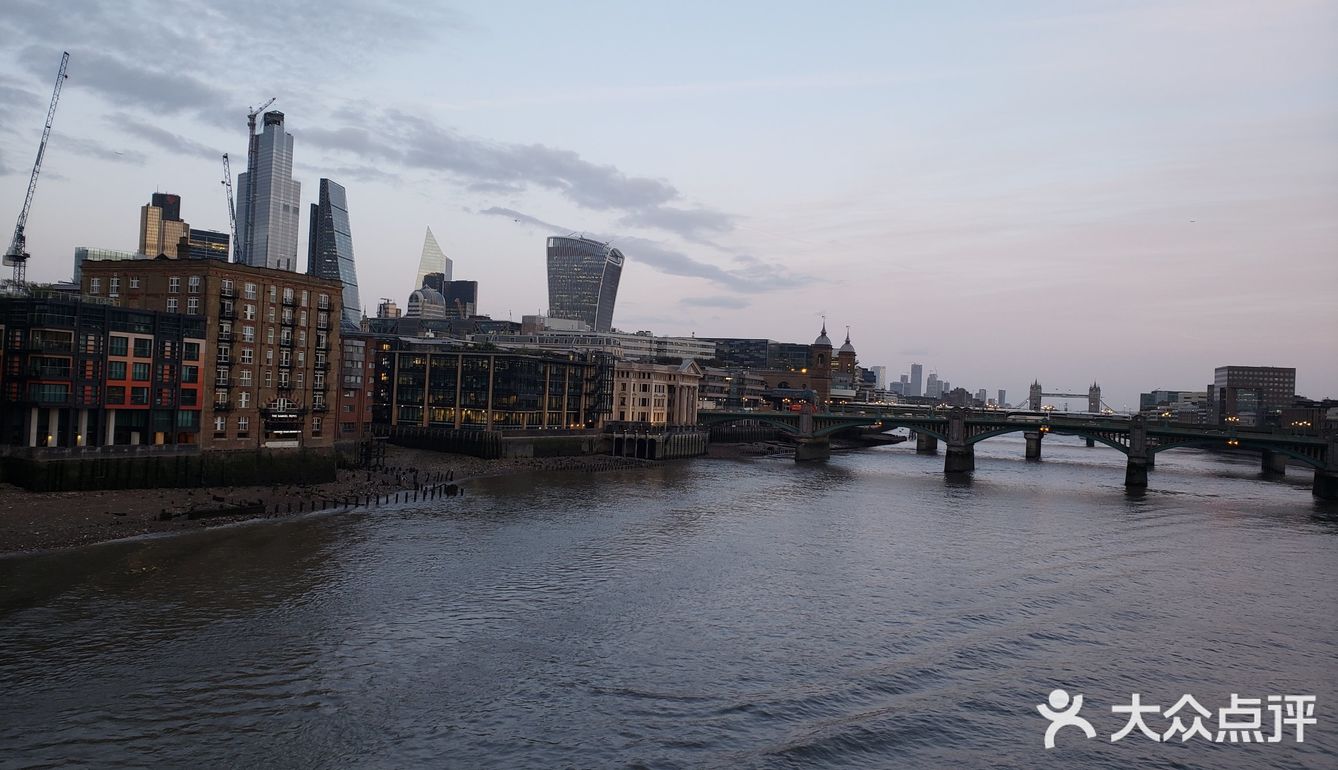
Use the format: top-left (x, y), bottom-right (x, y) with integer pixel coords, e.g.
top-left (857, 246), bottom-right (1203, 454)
top-left (1029, 381), bottom-right (1042, 411)
top-left (1088, 382), bottom-right (1101, 413)
top-left (809, 322), bottom-right (833, 408)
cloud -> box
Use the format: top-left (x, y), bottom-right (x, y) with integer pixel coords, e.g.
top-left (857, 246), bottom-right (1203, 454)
top-left (617, 205), bottom-right (736, 241)
top-left (680, 296), bottom-right (751, 309)
top-left (112, 116), bottom-right (218, 159)
top-left (0, 80), bottom-right (42, 112)
top-left (19, 45), bottom-right (228, 116)
top-left (477, 206), bottom-right (808, 294)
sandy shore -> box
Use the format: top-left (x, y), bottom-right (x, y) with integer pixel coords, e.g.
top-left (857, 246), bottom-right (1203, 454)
top-left (0, 446), bottom-right (653, 557)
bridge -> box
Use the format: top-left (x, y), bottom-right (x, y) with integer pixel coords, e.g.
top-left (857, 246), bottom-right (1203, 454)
top-left (698, 408), bottom-right (1338, 499)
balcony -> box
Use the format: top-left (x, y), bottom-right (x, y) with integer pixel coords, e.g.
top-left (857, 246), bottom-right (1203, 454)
top-left (279, 337), bottom-right (293, 348)
top-left (312, 402), bottom-right (329, 413)
top-left (217, 331), bottom-right (234, 342)
top-left (277, 381), bottom-right (294, 391)
top-left (220, 286), bottom-right (236, 298)
top-left (213, 401), bottom-right (233, 411)
top-left (280, 316), bottom-right (295, 327)
top-left (218, 307), bottom-right (236, 320)
top-left (282, 295), bottom-right (296, 307)
top-left (278, 360), bottom-right (293, 369)
top-left (216, 380), bottom-right (234, 389)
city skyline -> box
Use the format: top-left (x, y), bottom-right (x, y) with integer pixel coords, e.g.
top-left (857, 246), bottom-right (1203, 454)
top-left (0, 1), bottom-right (1334, 407)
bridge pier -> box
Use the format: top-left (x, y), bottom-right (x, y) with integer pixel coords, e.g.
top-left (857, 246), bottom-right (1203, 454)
top-left (1085, 437), bottom-right (1095, 448)
top-left (1125, 455), bottom-right (1150, 491)
top-left (944, 444), bottom-right (974, 474)
top-left (1024, 431), bottom-right (1042, 460)
top-left (915, 433), bottom-right (938, 454)
top-left (1261, 450), bottom-right (1286, 476)
top-left (1315, 471), bottom-right (1338, 501)
top-left (794, 437), bottom-right (830, 462)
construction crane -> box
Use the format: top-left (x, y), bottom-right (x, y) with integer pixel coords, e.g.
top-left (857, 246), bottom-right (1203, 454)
top-left (4, 51), bottom-right (70, 286)
top-left (221, 154), bottom-right (238, 262)
top-left (239, 96), bottom-right (276, 264)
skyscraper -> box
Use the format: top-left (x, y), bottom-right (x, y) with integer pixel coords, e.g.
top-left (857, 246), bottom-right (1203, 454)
top-left (185, 229), bottom-right (230, 261)
top-left (139, 194), bottom-right (189, 258)
top-left (909, 363), bottom-right (923, 398)
top-left (546, 235), bottom-right (624, 332)
top-left (237, 111), bottom-right (301, 271)
top-left (926, 373), bottom-right (941, 398)
top-left (415, 227), bottom-right (452, 289)
top-left (306, 179), bottom-right (361, 328)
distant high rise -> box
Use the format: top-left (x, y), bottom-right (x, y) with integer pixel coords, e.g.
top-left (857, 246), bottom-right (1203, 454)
top-left (998, 389), bottom-right (1007, 407)
top-left (546, 236), bottom-right (624, 332)
top-left (415, 227), bottom-right (452, 289)
top-left (870, 365), bottom-right (887, 390)
top-left (925, 372), bottom-right (941, 398)
top-left (185, 229), bottom-right (230, 261)
top-left (139, 194), bottom-right (189, 258)
top-left (237, 111), bottom-right (301, 271)
top-left (443, 280), bottom-right (478, 318)
top-left (909, 363), bottom-right (923, 398)
top-left (306, 179), bottom-right (361, 328)
top-left (976, 388), bottom-right (987, 403)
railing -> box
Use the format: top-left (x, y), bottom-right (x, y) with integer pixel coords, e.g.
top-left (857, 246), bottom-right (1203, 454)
top-left (214, 401), bottom-right (233, 411)
top-left (282, 296), bottom-right (296, 306)
top-left (220, 286), bottom-right (236, 298)
top-left (217, 332), bottom-right (233, 342)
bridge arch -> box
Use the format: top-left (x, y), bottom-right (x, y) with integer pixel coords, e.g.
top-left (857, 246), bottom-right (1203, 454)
top-left (965, 425), bottom-right (1130, 455)
top-left (1150, 439), bottom-right (1325, 470)
top-left (810, 418), bottom-right (948, 442)
top-left (698, 413), bottom-right (801, 435)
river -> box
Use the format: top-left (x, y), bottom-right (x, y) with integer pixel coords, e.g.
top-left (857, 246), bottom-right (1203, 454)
top-left (1, 435), bottom-right (1334, 768)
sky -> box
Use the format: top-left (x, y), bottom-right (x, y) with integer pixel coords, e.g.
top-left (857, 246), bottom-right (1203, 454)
top-left (0, 0), bottom-right (1334, 408)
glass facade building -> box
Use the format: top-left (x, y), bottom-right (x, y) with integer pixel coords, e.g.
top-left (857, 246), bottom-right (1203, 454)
top-left (237, 111), bottom-right (301, 271)
top-left (186, 229), bottom-right (230, 261)
top-left (307, 179), bottom-right (361, 329)
top-left (546, 236), bottom-right (624, 333)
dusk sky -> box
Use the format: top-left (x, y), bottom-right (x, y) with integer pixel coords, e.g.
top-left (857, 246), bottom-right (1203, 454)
top-left (1, 0), bottom-right (1334, 407)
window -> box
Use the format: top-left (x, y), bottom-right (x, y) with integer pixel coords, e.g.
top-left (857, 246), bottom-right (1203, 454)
top-left (131, 387), bottom-right (149, 405)
top-left (133, 338), bottom-right (152, 358)
top-left (242, 326), bottom-right (255, 343)
top-left (168, 277), bottom-right (180, 293)
top-left (166, 298), bottom-right (178, 313)
top-left (106, 386), bottom-right (126, 404)
top-left (184, 342), bottom-right (200, 361)
top-left (264, 370), bottom-right (272, 387)
top-left (237, 416), bottom-right (250, 437)
top-left (222, 278), bottom-right (234, 294)
top-left (244, 282), bottom-right (256, 299)
top-left (239, 370), bottom-right (252, 386)
top-left (90, 277), bottom-right (101, 294)
top-left (300, 310), bottom-right (307, 326)
top-left (244, 304), bottom-right (256, 321)
top-left (267, 307), bottom-right (275, 322)
top-left (267, 328), bottom-right (275, 344)
top-left (181, 389), bottom-right (197, 406)
top-left (109, 277), bottom-right (120, 295)
top-left (107, 361), bottom-right (126, 379)
top-left (341, 422), bottom-right (356, 434)
top-left (129, 276), bottom-right (140, 289)
top-left (312, 416), bottom-right (322, 436)
top-left (268, 286), bottom-right (277, 302)
top-left (183, 365), bottom-right (198, 383)
top-left (238, 391), bottom-right (250, 408)
top-left (131, 362), bottom-right (150, 381)
top-left (301, 290), bottom-right (309, 306)
top-left (283, 287), bottom-right (294, 303)
top-left (266, 348), bottom-right (274, 364)
top-left (240, 348), bottom-right (254, 364)
top-left (188, 275), bottom-right (201, 293)
top-left (109, 335), bottom-right (128, 356)
top-left (187, 298), bottom-right (199, 315)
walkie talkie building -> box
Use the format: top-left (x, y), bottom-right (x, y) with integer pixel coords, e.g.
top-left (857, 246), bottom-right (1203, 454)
top-left (546, 236), bottom-right (624, 332)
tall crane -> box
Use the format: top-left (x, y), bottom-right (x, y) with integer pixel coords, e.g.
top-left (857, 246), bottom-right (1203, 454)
top-left (221, 153), bottom-right (238, 262)
top-left (239, 96), bottom-right (276, 265)
top-left (4, 51), bottom-right (70, 286)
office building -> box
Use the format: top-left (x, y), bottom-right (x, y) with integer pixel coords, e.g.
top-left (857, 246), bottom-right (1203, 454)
top-left (139, 194), bottom-right (190, 258)
top-left (443, 280), bottom-right (477, 319)
top-left (1210, 366), bottom-right (1296, 425)
top-left (370, 336), bottom-right (614, 430)
top-left (82, 259), bottom-right (344, 450)
top-left (547, 236), bottom-right (624, 333)
top-left (73, 247), bottom-right (145, 282)
top-left (185, 229), bottom-right (230, 261)
top-left (472, 328), bottom-right (715, 362)
top-left (415, 227), bottom-right (452, 289)
top-left (237, 111), bottom-right (301, 271)
top-left (612, 359), bottom-right (702, 426)
top-left (870, 366), bottom-right (887, 390)
top-left (909, 363), bottom-right (923, 398)
top-left (998, 389), bottom-right (1007, 408)
top-left (307, 178), bottom-right (361, 328)
top-left (925, 372), bottom-right (941, 399)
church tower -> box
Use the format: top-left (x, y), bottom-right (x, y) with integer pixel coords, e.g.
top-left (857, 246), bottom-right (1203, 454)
top-left (836, 327), bottom-right (858, 386)
top-left (809, 321), bottom-right (833, 408)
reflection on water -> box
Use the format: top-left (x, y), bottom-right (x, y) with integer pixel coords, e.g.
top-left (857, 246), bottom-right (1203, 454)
top-left (1, 436), bottom-right (1334, 769)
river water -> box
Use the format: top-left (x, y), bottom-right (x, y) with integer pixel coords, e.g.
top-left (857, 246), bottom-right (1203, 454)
top-left (1, 436), bottom-right (1334, 769)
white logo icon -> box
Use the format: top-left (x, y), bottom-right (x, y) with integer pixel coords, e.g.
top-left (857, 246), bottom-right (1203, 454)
top-left (1037, 688), bottom-right (1097, 749)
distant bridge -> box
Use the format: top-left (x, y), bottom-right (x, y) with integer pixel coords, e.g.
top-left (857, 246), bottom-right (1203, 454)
top-left (698, 408), bottom-right (1338, 499)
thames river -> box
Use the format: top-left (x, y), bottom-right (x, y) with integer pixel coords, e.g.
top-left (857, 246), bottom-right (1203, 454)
top-left (1, 436), bottom-right (1334, 769)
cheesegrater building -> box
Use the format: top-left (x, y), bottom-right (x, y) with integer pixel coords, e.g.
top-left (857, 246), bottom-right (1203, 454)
top-left (307, 178), bottom-right (361, 329)
top-left (546, 236), bottom-right (624, 333)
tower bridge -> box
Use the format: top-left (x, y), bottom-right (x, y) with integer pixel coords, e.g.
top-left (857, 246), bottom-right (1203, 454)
top-left (698, 407), bottom-right (1338, 500)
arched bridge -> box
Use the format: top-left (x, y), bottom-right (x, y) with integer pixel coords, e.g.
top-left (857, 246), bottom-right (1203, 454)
top-left (699, 408), bottom-right (1338, 499)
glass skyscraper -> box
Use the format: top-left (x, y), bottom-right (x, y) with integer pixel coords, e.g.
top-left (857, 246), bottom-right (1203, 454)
top-left (546, 236), bottom-right (624, 333)
top-left (237, 111), bottom-right (301, 271)
top-left (307, 179), bottom-right (361, 328)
